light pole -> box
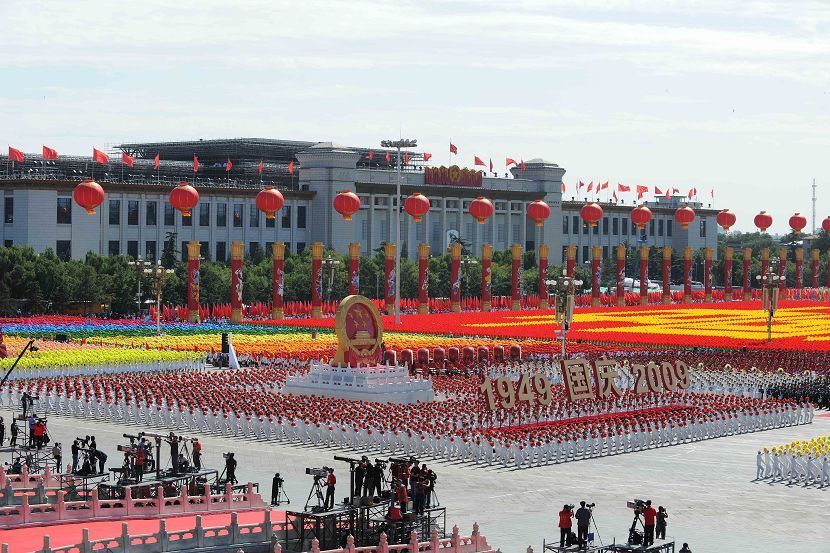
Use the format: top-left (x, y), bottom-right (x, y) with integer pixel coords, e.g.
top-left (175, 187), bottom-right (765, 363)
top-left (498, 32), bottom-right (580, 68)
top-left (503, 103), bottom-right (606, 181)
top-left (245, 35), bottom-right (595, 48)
top-left (546, 275), bottom-right (582, 358)
top-left (128, 257), bottom-right (153, 315)
top-left (144, 260), bottom-right (175, 335)
top-left (756, 263), bottom-right (781, 342)
top-left (323, 254), bottom-right (341, 302)
top-left (460, 255), bottom-right (477, 299)
top-left (380, 138), bottom-right (417, 325)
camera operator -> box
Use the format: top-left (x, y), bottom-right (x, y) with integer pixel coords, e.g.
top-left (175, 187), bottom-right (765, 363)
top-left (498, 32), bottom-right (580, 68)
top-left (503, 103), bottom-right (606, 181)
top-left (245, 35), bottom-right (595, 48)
top-left (656, 506), bottom-right (668, 540)
top-left (224, 452), bottom-right (237, 484)
top-left (192, 438), bottom-right (202, 471)
top-left (414, 472), bottom-right (429, 515)
top-left (52, 442), bottom-right (62, 473)
top-left (575, 501), bottom-right (592, 548)
top-left (134, 445), bottom-right (146, 482)
top-left (394, 478), bottom-right (409, 513)
top-left (271, 473), bottom-right (284, 506)
top-left (642, 500), bottom-right (657, 547)
top-left (421, 464), bottom-right (436, 508)
top-left (324, 467), bottom-right (336, 510)
top-left (558, 504), bottom-right (574, 548)
top-left (71, 439), bottom-right (80, 472)
top-left (362, 460), bottom-right (376, 498)
top-left (354, 457), bottom-right (367, 498)
top-left (9, 419), bottom-right (18, 447)
top-left (168, 433), bottom-right (180, 475)
top-left (27, 414), bottom-right (36, 448)
top-left (1, 416), bottom-right (5, 446)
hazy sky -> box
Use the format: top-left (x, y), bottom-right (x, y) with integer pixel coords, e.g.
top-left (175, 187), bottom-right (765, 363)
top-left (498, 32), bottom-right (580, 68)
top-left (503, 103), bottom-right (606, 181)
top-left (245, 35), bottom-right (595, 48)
top-left (2, 0), bottom-right (828, 233)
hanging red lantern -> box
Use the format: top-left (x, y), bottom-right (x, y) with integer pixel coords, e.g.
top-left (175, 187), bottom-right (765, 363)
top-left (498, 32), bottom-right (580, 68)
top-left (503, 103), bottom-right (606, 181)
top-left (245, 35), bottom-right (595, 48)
top-left (630, 205), bottom-right (652, 231)
top-left (527, 199), bottom-right (551, 227)
top-left (580, 202), bottom-right (603, 228)
top-left (823, 216), bottom-right (830, 234)
top-left (674, 205), bottom-right (696, 230)
top-left (404, 192), bottom-right (430, 222)
top-left (72, 179), bottom-right (105, 215)
top-left (169, 182), bottom-right (199, 217)
top-left (469, 197), bottom-right (494, 224)
top-left (754, 211), bottom-right (773, 233)
top-left (716, 209), bottom-right (736, 231)
top-left (256, 187), bottom-right (285, 219)
top-left (788, 212), bottom-right (807, 234)
top-left (333, 190), bottom-right (361, 221)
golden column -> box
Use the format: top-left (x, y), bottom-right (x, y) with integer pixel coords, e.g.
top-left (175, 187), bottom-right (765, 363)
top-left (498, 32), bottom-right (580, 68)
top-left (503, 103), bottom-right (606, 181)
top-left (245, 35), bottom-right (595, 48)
top-left (348, 243), bottom-right (361, 296)
top-left (418, 243), bottom-right (430, 314)
top-left (481, 243), bottom-right (493, 312)
top-left (384, 242), bottom-right (397, 315)
top-left (230, 241), bottom-right (244, 323)
top-left (271, 242), bottom-right (285, 320)
top-left (186, 241), bottom-right (201, 322)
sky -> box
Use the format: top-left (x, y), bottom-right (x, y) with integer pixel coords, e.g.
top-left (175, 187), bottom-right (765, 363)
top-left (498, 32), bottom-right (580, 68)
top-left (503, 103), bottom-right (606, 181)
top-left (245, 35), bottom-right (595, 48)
top-left (1, 0), bottom-right (828, 234)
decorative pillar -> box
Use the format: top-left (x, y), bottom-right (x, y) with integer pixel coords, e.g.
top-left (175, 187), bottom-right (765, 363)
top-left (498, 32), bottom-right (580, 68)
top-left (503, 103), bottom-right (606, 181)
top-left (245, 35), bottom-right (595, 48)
top-left (639, 246), bottom-right (649, 306)
top-left (743, 247), bottom-right (752, 295)
top-left (811, 249), bottom-right (819, 289)
top-left (348, 243), bottom-right (360, 296)
top-left (511, 244), bottom-right (522, 310)
top-left (271, 243), bottom-right (285, 319)
top-left (795, 248), bottom-right (803, 290)
top-left (566, 245), bottom-right (576, 278)
top-left (384, 242), bottom-right (396, 315)
top-left (683, 247), bottom-right (692, 303)
top-left (615, 245), bottom-right (626, 307)
top-left (778, 247), bottom-right (787, 292)
top-left (418, 243), bottom-right (430, 314)
top-left (450, 242), bottom-right (461, 312)
top-left (481, 244), bottom-right (493, 312)
top-left (704, 247), bottom-right (713, 302)
top-left (724, 247), bottom-right (733, 297)
top-left (591, 245), bottom-right (601, 307)
top-left (539, 244), bottom-right (549, 309)
top-left (311, 242), bottom-right (324, 318)
top-left (187, 241), bottom-right (200, 323)
top-left (662, 246), bottom-right (672, 304)
top-left (760, 247), bottom-right (769, 288)
top-left (230, 241), bottom-right (244, 323)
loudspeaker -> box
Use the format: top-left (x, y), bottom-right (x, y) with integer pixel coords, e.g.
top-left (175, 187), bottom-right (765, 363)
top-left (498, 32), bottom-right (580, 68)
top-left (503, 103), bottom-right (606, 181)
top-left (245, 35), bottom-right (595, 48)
top-left (55, 333), bottom-right (69, 343)
top-left (221, 333), bottom-right (229, 354)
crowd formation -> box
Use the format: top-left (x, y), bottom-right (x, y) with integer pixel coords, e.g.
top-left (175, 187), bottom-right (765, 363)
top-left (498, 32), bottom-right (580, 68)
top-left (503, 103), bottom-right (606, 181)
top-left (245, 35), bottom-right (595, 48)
top-left (756, 435), bottom-right (830, 487)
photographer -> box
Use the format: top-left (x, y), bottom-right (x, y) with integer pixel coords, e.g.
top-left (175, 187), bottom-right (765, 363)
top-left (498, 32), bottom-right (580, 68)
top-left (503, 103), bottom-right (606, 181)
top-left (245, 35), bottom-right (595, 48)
top-left (362, 460), bottom-right (376, 499)
top-left (354, 457), bottom-right (367, 498)
top-left (422, 464), bottom-right (436, 508)
top-left (271, 473), bottom-right (283, 506)
top-left (169, 433), bottom-right (180, 475)
top-left (224, 452), bottom-right (237, 484)
top-left (642, 500), bottom-right (657, 547)
top-left (575, 501), bottom-right (592, 548)
top-left (52, 442), bottom-right (62, 473)
top-left (656, 506), bottom-right (668, 540)
top-left (558, 504), bottom-right (573, 548)
top-left (192, 439), bottom-right (202, 471)
top-left (324, 467), bottom-right (336, 510)
top-left (71, 439), bottom-right (80, 472)
top-left (9, 420), bottom-right (18, 447)
top-left (134, 446), bottom-right (145, 482)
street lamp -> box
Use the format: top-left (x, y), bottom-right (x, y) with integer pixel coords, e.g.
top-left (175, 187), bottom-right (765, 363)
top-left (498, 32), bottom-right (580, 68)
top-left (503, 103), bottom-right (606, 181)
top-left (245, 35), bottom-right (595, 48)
top-left (380, 138), bottom-right (418, 325)
top-left (144, 260), bottom-right (175, 335)
top-left (546, 275), bottom-right (582, 358)
top-left (128, 257), bottom-right (153, 315)
top-left (323, 254), bottom-right (341, 302)
top-left (756, 263), bottom-right (781, 342)
top-left (460, 255), bottom-right (478, 298)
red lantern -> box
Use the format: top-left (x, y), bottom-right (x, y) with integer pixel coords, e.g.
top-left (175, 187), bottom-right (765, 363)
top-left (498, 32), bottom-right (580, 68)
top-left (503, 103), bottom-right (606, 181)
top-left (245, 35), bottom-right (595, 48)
top-left (527, 199), bottom-right (551, 227)
top-left (580, 202), bottom-right (603, 228)
top-left (469, 197), bottom-right (494, 224)
top-left (823, 216), bottom-right (830, 234)
top-left (789, 212), bottom-right (807, 234)
top-left (169, 182), bottom-right (199, 217)
top-left (754, 211), bottom-right (773, 233)
top-left (256, 187), bottom-right (285, 219)
top-left (716, 209), bottom-right (736, 231)
top-left (674, 205), bottom-right (696, 230)
top-left (404, 192), bottom-right (430, 222)
top-left (333, 190), bottom-right (360, 221)
top-left (72, 179), bottom-right (105, 215)
top-left (630, 205), bottom-right (652, 231)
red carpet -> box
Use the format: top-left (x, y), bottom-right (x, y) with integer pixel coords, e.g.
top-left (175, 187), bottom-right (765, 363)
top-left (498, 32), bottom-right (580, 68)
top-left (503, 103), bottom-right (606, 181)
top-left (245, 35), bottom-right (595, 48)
top-left (0, 509), bottom-right (282, 553)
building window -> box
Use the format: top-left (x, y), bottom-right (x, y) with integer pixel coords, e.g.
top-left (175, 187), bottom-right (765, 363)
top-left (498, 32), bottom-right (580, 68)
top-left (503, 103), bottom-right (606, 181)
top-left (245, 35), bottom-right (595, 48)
top-left (380, 219), bottom-right (388, 240)
top-left (181, 242), bottom-right (188, 262)
top-left (297, 206), bottom-right (307, 229)
top-left (200, 241), bottom-right (209, 259)
top-left (511, 202), bottom-right (521, 211)
top-left (57, 197), bottom-right (72, 224)
top-left (700, 219), bottom-right (707, 238)
top-left (200, 203), bottom-right (210, 227)
top-left (127, 240), bottom-right (138, 259)
top-left (497, 224), bottom-right (506, 242)
top-left (361, 219), bottom-right (368, 240)
top-left (667, 220), bottom-right (673, 237)
top-left (146, 201), bottom-right (157, 226)
top-left (296, 242), bottom-right (306, 253)
top-left (374, 197), bottom-right (388, 206)
top-left (281, 206), bottom-right (291, 229)
top-left (562, 216), bottom-right (569, 234)
top-left (109, 200), bottom-right (121, 225)
top-left (649, 220), bottom-right (655, 237)
top-left (164, 203), bottom-right (174, 226)
top-left (233, 204), bottom-right (243, 227)
top-left (56, 240), bottom-right (71, 261)
top-left (127, 200), bottom-right (139, 225)
top-left (266, 215), bottom-right (275, 228)
top-left (4, 240), bottom-right (12, 247)
top-left (217, 203), bottom-right (227, 227)
top-left (4, 197), bottom-right (13, 224)
top-left (603, 246), bottom-right (609, 260)
top-left (182, 211), bottom-right (192, 226)
top-left (602, 217), bottom-right (609, 235)
top-left (612, 218), bottom-right (619, 235)
top-left (622, 217), bottom-right (629, 236)
top-left (593, 222), bottom-right (598, 235)
top-left (249, 241), bottom-right (260, 257)
top-left (108, 240), bottom-right (119, 256)
top-left (216, 241), bottom-right (226, 263)
top-left (512, 224), bottom-right (520, 242)
top-left (582, 218), bottom-right (588, 235)
top-left (658, 219), bottom-right (664, 237)
top-left (446, 200), bottom-right (458, 209)
top-left (145, 241), bottom-right (157, 260)
top-left (582, 245), bottom-right (589, 264)
top-left (249, 205), bottom-right (260, 227)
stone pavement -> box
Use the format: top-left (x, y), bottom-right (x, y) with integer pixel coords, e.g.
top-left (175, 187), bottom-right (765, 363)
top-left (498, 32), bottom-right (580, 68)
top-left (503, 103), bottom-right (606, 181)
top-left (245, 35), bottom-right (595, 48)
top-left (7, 409), bottom-right (828, 553)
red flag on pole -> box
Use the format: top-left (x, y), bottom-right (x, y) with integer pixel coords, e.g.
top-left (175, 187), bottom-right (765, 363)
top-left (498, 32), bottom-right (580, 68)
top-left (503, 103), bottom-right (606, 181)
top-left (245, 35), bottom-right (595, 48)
top-left (42, 146), bottom-right (58, 160)
top-left (600, 181), bottom-right (609, 190)
top-left (474, 156), bottom-right (485, 167)
top-left (153, 153), bottom-right (160, 170)
top-left (225, 158), bottom-right (233, 172)
top-left (506, 157), bottom-right (517, 167)
top-left (636, 185), bottom-right (648, 199)
top-left (618, 183), bottom-right (630, 192)
top-left (93, 148), bottom-right (109, 165)
top-left (489, 159), bottom-right (493, 172)
top-left (710, 188), bottom-right (714, 199)
top-left (449, 142), bottom-right (458, 154)
top-left (561, 182), bottom-right (566, 192)
top-left (368, 149), bottom-right (373, 161)
top-left (385, 151), bottom-right (391, 163)
top-left (121, 152), bottom-right (134, 168)
top-left (404, 153), bottom-right (410, 164)
top-left (423, 152), bottom-right (432, 162)
top-left (258, 160), bottom-right (263, 175)
top-left (654, 187), bottom-right (662, 195)
top-left (520, 160), bottom-right (526, 173)
top-left (193, 154), bottom-right (199, 173)
top-left (288, 160), bottom-right (294, 174)
top-left (672, 187), bottom-right (680, 194)
top-left (8, 147), bottom-right (24, 163)
top-left (613, 191), bottom-right (618, 203)
top-left (587, 182), bottom-right (594, 192)
top-left (664, 188), bottom-right (670, 199)
top-left (578, 181), bottom-right (585, 189)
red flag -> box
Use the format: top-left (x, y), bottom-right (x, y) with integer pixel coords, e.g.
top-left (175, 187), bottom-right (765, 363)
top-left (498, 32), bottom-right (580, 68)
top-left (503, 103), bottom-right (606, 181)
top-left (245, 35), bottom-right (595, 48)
top-left (474, 156), bottom-right (485, 167)
top-left (193, 154), bottom-right (199, 173)
top-left (121, 151), bottom-right (134, 168)
top-left (561, 182), bottom-right (566, 192)
top-left (153, 153), bottom-right (160, 170)
top-left (520, 160), bottom-right (526, 173)
top-left (578, 180), bottom-right (585, 189)
top-left (450, 142), bottom-right (458, 154)
top-left (385, 151), bottom-right (391, 163)
top-left (288, 160), bottom-right (294, 174)
top-left (688, 187), bottom-right (696, 199)
top-left (587, 182), bottom-right (594, 192)
top-left (42, 146), bottom-right (58, 160)
top-left (489, 159), bottom-right (493, 172)
top-left (423, 152), bottom-right (432, 162)
top-left (618, 183), bottom-right (630, 192)
top-left (710, 189), bottom-right (714, 199)
top-left (506, 157), bottom-right (517, 167)
top-left (600, 181), bottom-right (609, 190)
top-left (404, 153), bottom-right (410, 164)
top-left (664, 188), bottom-right (670, 199)
top-left (258, 160), bottom-right (263, 175)
top-left (368, 149), bottom-right (373, 161)
top-left (636, 185), bottom-right (648, 199)
top-left (93, 148), bottom-right (109, 165)
top-left (672, 187), bottom-right (680, 194)
top-left (226, 158), bottom-right (233, 172)
top-left (613, 191), bottom-right (618, 203)
top-left (8, 147), bottom-right (24, 163)
top-left (654, 187), bottom-right (662, 195)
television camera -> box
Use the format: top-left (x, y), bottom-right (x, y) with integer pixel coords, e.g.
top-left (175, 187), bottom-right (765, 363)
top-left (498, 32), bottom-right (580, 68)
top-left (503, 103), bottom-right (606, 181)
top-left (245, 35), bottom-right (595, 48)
top-left (306, 466), bottom-right (331, 479)
top-left (626, 499), bottom-right (647, 545)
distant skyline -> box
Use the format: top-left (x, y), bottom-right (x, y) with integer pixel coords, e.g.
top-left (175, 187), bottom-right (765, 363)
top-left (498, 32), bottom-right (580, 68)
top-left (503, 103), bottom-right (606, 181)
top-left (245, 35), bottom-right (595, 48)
top-left (2, 0), bottom-right (828, 234)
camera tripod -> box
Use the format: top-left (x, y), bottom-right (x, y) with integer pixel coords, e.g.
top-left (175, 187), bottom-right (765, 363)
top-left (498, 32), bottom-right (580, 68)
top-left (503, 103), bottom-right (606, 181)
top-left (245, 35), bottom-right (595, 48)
top-left (272, 479), bottom-right (290, 507)
top-left (304, 476), bottom-right (325, 511)
top-left (628, 512), bottom-right (645, 545)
